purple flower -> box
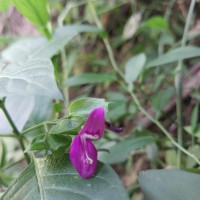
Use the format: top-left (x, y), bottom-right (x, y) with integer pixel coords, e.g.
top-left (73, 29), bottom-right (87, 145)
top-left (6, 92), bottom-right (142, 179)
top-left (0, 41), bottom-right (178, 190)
top-left (69, 107), bottom-right (105, 179)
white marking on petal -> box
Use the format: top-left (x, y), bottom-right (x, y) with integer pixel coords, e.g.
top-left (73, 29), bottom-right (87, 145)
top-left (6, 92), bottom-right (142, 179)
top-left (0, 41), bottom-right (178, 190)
top-left (83, 133), bottom-right (99, 140)
top-left (80, 135), bottom-right (94, 165)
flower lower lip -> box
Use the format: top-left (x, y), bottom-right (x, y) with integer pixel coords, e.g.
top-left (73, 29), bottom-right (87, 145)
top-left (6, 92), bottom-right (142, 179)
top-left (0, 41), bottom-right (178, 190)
top-left (81, 135), bottom-right (94, 164)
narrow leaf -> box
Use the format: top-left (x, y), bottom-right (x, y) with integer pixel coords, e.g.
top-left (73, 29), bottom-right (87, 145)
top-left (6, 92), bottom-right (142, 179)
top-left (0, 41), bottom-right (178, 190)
top-left (125, 53), bottom-right (146, 83)
top-left (147, 46), bottom-right (200, 68)
top-left (99, 136), bottom-right (155, 164)
top-left (144, 16), bottom-right (168, 30)
top-left (66, 73), bottom-right (116, 87)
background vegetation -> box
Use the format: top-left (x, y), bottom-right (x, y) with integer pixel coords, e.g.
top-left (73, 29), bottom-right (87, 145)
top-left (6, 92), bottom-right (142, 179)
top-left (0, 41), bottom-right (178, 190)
top-left (0, 0), bottom-right (200, 199)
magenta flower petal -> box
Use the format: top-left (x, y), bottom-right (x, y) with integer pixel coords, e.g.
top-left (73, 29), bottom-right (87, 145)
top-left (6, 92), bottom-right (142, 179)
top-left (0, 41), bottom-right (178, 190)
top-left (69, 135), bottom-right (97, 179)
top-left (79, 107), bottom-right (105, 139)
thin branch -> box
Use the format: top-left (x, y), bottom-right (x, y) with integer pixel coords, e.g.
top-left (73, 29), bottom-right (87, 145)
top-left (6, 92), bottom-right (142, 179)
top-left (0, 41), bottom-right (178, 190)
top-left (0, 99), bottom-right (31, 163)
top-left (0, 133), bottom-right (16, 137)
top-left (22, 121), bottom-right (57, 135)
top-left (175, 0), bottom-right (196, 168)
top-left (87, 0), bottom-right (125, 79)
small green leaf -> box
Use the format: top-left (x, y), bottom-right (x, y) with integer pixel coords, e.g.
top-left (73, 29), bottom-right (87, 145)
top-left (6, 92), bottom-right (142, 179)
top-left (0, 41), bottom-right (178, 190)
top-left (147, 46), bottom-right (200, 68)
top-left (2, 154), bottom-right (129, 200)
top-left (46, 135), bottom-right (71, 156)
top-left (26, 135), bottom-right (47, 151)
top-left (138, 169), bottom-right (200, 200)
top-left (49, 117), bottom-right (83, 135)
top-left (13, 0), bottom-right (51, 38)
top-left (68, 98), bottom-right (109, 116)
top-left (26, 134), bottom-right (71, 155)
top-left (66, 73), bottom-right (116, 87)
top-left (125, 53), bottom-right (146, 83)
top-left (99, 136), bottom-right (155, 164)
top-left (144, 16), bottom-right (168, 30)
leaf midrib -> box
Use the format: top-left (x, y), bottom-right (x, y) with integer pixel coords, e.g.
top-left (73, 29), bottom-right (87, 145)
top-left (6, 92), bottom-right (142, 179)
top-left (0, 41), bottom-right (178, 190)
top-left (33, 157), bottom-right (45, 200)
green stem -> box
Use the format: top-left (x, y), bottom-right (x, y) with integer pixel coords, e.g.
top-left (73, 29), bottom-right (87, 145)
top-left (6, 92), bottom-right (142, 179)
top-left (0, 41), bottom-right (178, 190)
top-left (87, 0), bottom-right (200, 166)
top-left (155, 0), bottom-right (175, 78)
top-left (3, 158), bottom-right (24, 170)
top-left (158, 0), bottom-right (175, 55)
top-left (87, 0), bottom-right (124, 79)
top-left (22, 121), bottom-right (57, 135)
top-left (0, 100), bottom-right (31, 164)
top-left (0, 133), bottom-right (16, 137)
top-left (175, 0), bottom-right (196, 168)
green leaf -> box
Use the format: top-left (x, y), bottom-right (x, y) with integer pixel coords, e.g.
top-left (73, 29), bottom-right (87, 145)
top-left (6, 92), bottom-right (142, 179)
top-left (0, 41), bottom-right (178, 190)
top-left (26, 134), bottom-right (71, 155)
top-left (13, 0), bottom-right (51, 38)
top-left (46, 135), bottom-right (71, 156)
top-left (144, 16), bottom-right (168, 30)
top-left (147, 46), bottom-right (200, 68)
top-left (69, 98), bottom-right (109, 116)
top-left (99, 136), bottom-right (155, 164)
top-left (150, 88), bottom-right (174, 113)
top-left (66, 73), bottom-right (116, 87)
top-left (125, 53), bottom-right (146, 83)
top-left (26, 134), bottom-right (47, 151)
top-left (49, 117), bottom-right (83, 135)
top-left (0, 59), bottom-right (62, 99)
top-left (2, 154), bottom-right (129, 200)
top-left (0, 0), bottom-right (12, 12)
top-left (138, 169), bottom-right (200, 200)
